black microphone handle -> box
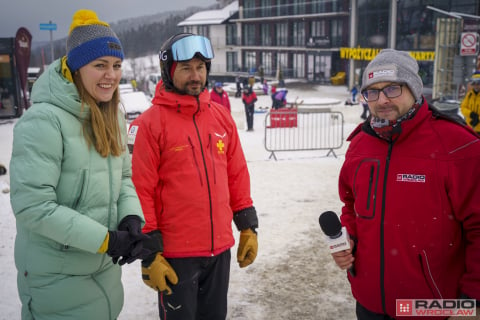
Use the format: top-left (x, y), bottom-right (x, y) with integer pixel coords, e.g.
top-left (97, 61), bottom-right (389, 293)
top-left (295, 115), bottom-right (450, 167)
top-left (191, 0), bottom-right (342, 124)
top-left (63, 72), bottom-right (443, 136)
top-left (319, 211), bottom-right (356, 277)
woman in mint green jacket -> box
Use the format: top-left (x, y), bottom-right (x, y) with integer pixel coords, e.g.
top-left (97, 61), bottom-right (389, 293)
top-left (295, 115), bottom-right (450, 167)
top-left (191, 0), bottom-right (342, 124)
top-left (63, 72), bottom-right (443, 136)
top-left (10, 10), bottom-right (149, 320)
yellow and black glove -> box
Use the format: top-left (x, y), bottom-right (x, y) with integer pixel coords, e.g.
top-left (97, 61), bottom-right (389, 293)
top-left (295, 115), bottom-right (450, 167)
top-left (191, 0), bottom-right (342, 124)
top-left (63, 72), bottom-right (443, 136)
top-left (237, 229), bottom-right (258, 268)
top-left (233, 207), bottom-right (259, 268)
top-left (141, 253), bottom-right (178, 294)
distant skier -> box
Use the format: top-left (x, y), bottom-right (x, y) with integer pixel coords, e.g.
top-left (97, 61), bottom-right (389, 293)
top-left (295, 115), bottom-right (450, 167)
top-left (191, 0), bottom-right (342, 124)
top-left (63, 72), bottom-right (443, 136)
top-left (272, 89), bottom-right (288, 110)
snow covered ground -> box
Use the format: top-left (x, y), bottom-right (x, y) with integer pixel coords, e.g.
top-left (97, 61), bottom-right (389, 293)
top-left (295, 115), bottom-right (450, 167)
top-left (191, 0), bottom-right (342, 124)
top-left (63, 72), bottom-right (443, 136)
top-left (0, 82), bottom-right (365, 320)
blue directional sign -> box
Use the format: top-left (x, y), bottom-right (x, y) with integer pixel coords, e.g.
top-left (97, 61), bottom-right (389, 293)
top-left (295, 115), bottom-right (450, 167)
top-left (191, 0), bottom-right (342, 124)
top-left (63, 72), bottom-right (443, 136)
top-left (39, 23), bottom-right (57, 31)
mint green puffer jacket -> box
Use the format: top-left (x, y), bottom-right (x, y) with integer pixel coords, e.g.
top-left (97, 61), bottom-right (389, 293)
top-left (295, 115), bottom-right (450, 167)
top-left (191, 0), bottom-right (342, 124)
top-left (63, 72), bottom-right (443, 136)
top-left (10, 59), bottom-right (144, 320)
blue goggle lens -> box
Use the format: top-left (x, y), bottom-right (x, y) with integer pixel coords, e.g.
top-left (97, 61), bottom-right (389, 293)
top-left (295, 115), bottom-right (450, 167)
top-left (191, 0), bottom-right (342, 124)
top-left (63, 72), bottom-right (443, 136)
top-left (171, 35), bottom-right (214, 61)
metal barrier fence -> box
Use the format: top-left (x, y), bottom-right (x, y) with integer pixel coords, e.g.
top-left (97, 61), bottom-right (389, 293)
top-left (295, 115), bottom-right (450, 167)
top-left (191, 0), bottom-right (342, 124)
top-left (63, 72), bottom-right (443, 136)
top-left (264, 108), bottom-right (344, 160)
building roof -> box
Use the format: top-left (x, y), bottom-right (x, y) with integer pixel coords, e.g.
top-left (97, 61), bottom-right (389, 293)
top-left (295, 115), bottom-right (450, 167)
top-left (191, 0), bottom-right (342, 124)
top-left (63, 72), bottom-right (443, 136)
top-left (178, 1), bottom-right (238, 26)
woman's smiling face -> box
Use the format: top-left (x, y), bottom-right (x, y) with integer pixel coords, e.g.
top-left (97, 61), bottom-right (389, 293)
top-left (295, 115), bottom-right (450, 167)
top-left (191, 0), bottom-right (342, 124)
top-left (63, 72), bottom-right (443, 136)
top-left (78, 56), bottom-right (122, 103)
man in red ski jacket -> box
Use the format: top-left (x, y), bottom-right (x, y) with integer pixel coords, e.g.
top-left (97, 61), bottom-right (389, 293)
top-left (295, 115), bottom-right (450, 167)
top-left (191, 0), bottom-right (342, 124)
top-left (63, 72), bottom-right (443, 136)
top-left (128, 33), bottom-right (258, 320)
top-left (210, 81), bottom-right (231, 112)
top-left (241, 86), bottom-right (257, 131)
top-left (331, 49), bottom-right (480, 319)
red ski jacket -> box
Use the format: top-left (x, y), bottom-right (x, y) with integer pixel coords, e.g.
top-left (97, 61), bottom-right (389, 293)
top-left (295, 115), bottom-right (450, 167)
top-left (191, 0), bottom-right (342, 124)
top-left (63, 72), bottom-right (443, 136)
top-left (339, 100), bottom-right (480, 318)
top-left (242, 90), bottom-right (257, 106)
top-left (129, 83), bottom-right (253, 258)
top-left (210, 88), bottom-right (231, 112)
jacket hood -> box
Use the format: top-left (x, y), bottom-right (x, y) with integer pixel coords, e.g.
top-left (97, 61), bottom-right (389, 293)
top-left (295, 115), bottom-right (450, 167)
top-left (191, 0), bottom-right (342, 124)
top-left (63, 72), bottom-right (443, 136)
top-left (30, 58), bottom-right (90, 120)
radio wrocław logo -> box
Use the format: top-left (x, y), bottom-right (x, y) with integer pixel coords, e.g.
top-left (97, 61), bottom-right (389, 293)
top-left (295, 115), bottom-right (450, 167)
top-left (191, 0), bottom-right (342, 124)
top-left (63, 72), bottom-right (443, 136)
top-left (396, 299), bottom-right (476, 317)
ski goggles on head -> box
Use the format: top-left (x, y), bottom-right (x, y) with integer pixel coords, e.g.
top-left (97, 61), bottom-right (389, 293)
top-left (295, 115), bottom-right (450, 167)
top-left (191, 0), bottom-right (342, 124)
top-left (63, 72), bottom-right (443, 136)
top-left (171, 35), bottom-right (214, 62)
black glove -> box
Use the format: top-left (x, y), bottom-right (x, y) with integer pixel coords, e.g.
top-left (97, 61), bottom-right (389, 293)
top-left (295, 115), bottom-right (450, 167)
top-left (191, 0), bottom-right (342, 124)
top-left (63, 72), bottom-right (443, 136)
top-left (470, 112), bottom-right (479, 127)
top-left (118, 215), bottom-right (143, 238)
top-left (107, 230), bottom-right (136, 261)
top-left (141, 230), bottom-right (164, 264)
top-left (113, 216), bottom-right (154, 265)
top-left (107, 229), bottom-right (151, 265)
top-left (118, 216), bottom-right (154, 264)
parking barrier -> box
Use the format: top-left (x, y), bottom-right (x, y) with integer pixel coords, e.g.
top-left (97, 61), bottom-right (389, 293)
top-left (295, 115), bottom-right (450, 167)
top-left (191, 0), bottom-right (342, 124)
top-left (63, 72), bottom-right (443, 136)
top-left (264, 108), bottom-right (344, 160)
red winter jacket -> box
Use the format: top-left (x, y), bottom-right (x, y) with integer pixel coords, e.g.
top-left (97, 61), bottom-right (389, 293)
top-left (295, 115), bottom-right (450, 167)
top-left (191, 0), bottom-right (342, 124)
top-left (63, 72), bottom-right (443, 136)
top-left (129, 82), bottom-right (253, 258)
top-left (339, 100), bottom-right (480, 318)
top-left (210, 88), bottom-right (231, 112)
top-left (242, 90), bottom-right (257, 106)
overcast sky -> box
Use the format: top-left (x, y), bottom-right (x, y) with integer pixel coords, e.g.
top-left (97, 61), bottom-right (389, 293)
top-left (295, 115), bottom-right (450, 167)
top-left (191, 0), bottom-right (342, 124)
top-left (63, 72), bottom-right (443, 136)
top-left (1, 0), bottom-right (217, 43)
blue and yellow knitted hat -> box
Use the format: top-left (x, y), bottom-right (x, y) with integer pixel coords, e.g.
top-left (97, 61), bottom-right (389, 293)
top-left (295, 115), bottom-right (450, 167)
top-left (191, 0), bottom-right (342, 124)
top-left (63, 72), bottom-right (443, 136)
top-left (66, 9), bottom-right (124, 72)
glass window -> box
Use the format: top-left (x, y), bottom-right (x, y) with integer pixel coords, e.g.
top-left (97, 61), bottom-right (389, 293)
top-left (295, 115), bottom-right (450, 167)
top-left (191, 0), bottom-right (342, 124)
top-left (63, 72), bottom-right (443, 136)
top-left (331, 0), bottom-right (339, 11)
top-left (0, 55), bottom-right (12, 79)
top-left (0, 54), bottom-right (17, 115)
top-left (293, 0), bottom-right (306, 15)
top-left (226, 51), bottom-right (238, 72)
top-left (226, 24), bottom-right (237, 45)
top-left (275, 23), bottom-right (288, 46)
top-left (307, 53), bottom-right (331, 82)
top-left (311, 20), bottom-right (326, 37)
top-left (244, 51), bottom-right (257, 72)
top-left (311, 0), bottom-right (326, 13)
top-left (197, 25), bottom-right (209, 38)
top-left (451, 1), bottom-right (476, 13)
top-left (276, 0), bottom-right (288, 16)
top-left (357, 1), bottom-right (389, 48)
top-left (261, 0), bottom-right (272, 17)
top-left (277, 52), bottom-right (288, 77)
top-left (244, 0), bottom-right (256, 18)
top-left (262, 52), bottom-right (273, 77)
top-left (243, 24), bottom-right (256, 46)
top-left (293, 22), bottom-right (305, 46)
top-left (261, 24), bottom-right (272, 46)
top-left (330, 19), bottom-right (343, 47)
top-left (293, 53), bottom-right (305, 78)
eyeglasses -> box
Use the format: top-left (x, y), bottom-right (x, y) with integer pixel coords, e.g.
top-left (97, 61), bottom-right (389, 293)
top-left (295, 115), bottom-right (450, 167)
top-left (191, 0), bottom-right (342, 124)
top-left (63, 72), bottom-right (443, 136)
top-left (361, 84), bottom-right (403, 102)
top-left (170, 35), bottom-right (215, 61)
top-left (472, 80), bottom-right (480, 85)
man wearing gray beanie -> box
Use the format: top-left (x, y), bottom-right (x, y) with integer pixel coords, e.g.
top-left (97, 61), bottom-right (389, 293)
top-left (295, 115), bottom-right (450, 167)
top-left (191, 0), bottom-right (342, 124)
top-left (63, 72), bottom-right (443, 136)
top-left (361, 49), bottom-right (423, 104)
top-left (331, 48), bottom-right (480, 319)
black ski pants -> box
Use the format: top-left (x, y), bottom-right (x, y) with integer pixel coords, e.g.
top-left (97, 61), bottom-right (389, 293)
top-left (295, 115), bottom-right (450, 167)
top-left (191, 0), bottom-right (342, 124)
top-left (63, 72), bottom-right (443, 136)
top-left (157, 249), bottom-right (231, 320)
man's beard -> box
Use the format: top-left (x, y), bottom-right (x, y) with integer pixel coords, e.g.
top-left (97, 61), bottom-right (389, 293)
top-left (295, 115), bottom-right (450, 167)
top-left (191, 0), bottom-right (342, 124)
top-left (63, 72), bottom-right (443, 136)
top-left (176, 81), bottom-right (205, 96)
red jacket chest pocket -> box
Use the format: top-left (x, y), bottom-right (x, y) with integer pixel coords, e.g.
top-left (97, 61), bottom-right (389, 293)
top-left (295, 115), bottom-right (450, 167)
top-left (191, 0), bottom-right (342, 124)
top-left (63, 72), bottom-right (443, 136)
top-left (353, 159), bottom-right (381, 219)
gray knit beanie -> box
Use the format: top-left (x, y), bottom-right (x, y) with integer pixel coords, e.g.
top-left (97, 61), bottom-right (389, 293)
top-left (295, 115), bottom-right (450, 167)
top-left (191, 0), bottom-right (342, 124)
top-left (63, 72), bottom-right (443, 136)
top-left (361, 49), bottom-right (423, 102)
top-left (66, 9), bottom-right (124, 73)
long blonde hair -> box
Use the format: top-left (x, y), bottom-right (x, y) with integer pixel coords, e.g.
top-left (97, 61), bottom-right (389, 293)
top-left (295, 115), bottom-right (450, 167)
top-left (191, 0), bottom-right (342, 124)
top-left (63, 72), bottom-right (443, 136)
top-left (73, 74), bottom-right (124, 157)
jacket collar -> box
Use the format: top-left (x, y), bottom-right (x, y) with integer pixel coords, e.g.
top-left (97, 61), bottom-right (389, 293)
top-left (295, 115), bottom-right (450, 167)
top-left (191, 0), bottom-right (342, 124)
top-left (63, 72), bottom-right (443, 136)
top-left (152, 81), bottom-right (211, 115)
top-left (348, 98), bottom-right (430, 142)
top-left (30, 58), bottom-right (90, 120)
